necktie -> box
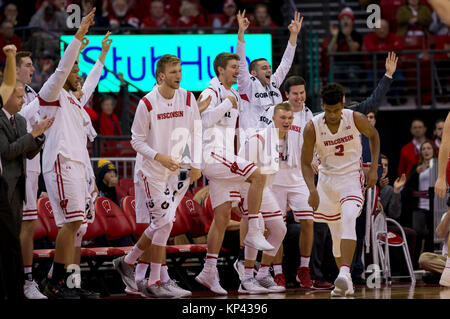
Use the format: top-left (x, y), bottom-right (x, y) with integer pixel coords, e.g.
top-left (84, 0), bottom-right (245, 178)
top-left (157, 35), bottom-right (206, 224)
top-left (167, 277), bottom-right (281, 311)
top-left (10, 116), bottom-right (17, 136)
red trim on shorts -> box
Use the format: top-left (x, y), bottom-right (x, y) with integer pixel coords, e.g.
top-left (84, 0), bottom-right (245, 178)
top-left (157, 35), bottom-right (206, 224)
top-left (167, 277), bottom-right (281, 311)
top-left (313, 211), bottom-right (341, 221)
top-left (55, 156), bottom-right (66, 214)
top-left (248, 215), bottom-right (259, 219)
top-left (143, 175), bottom-right (151, 199)
top-left (141, 97), bottom-right (152, 112)
top-left (340, 196), bottom-right (364, 205)
top-left (38, 94), bottom-right (60, 107)
top-left (261, 213), bottom-right (283, 219)
top-left (210, 152), bottom-right (256, 177)
top-left (23, 209), bottom-right (38, 213)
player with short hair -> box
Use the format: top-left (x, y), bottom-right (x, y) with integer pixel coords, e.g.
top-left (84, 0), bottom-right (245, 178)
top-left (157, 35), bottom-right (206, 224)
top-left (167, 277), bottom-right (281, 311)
top-left (301, 83), bottom-right (380, 297)
top-left (113, 54), bottom-right (203, 298)
top-left (194, 52), bottom-right (273, 295)
top-left (38, 9), bottom-right (96, 299)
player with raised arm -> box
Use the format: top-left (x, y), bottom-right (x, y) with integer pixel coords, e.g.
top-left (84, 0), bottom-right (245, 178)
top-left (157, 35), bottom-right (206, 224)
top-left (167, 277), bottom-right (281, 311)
top-left (301, 83), bottom-right (380, 297)
top-left (194, 52), bottom-right (273, 296)
top-left (113, 54), bottom-right (203, 298)
top-left (37, 9), bottom-right (96, 299)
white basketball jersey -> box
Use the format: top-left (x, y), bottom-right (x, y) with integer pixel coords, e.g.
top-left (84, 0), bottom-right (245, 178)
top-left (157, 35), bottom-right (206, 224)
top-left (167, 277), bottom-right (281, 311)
top-left (312, 109), bottom-right (362, 175)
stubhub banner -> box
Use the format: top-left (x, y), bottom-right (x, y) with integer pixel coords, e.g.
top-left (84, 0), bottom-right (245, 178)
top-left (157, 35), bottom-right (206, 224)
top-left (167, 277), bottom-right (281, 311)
top-left (60, 34), bottom-right (272, 93)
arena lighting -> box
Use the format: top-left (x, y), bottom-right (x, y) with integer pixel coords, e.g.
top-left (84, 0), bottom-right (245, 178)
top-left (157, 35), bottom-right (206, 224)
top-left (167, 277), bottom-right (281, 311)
top-left (60, 34), bottom-right (272, 93)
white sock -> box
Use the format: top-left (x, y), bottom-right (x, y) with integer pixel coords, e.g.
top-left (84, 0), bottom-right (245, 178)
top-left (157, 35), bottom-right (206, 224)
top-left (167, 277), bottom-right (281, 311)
top-left (205, 254), bottom-right (218, 269)
top-left (148, 262), bottom-right (162, 285)
top-left (247, 216), bottom-right (260, 231)
top-left (244, 267), bottom-right (254, 281)
top-left (300, 256), bottom-right (310, 268)
top-left (124, 246), bottom-right (144, 265)
top-left (256, 265), bottom-right (270, 280)
top-left (47, 263), bottom-right (53, 279)
top-left (160, 264), bottom-right (170, 282)
top-left (273, 264), bottom-right (283, 275)
top-left (135, 262), bottom-right (149, 284)
top-left (340, 265), bottom-right (350, 276)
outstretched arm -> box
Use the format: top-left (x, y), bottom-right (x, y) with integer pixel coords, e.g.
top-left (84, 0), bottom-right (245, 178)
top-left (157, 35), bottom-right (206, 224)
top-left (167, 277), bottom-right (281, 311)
top-left (354, 111), bottom-right (380, 189)
top-left (301, 121), bottom-right (319, 211)
top-left (348, 52), bottom-right (398, 114)
top-left (0, 45), bottom-right (16, 103)
top-left (272, 12), bottom-right (302, 88)
top-left (39, 8), bottom-right (96, 102)
top-left (236, 10), bottom-right (252, 94)
top-left (435, 111), bottom-right (450, 198)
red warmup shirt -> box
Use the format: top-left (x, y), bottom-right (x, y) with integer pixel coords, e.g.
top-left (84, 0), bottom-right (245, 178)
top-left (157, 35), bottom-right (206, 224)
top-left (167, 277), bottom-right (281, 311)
top-left (398, 141), bottom-right (421, 179)
top-left (0, 34), bottom-right (22, 64)
top-left (99, 112), bottom-right (122, 136)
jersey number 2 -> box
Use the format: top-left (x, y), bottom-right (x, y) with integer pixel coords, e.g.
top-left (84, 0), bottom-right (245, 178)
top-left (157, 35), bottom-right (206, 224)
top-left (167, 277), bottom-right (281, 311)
top-left (335, 145), bottom-right (344, 156)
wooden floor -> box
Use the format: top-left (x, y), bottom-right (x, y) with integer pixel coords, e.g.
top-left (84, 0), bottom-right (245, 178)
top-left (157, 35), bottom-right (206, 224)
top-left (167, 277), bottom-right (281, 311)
top-left (105, 283), bottom-right (450, 299)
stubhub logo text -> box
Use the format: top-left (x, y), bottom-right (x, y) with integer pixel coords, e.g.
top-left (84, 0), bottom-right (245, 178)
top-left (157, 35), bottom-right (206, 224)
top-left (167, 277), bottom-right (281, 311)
top-left (60, 34), bottom-right (272, 93)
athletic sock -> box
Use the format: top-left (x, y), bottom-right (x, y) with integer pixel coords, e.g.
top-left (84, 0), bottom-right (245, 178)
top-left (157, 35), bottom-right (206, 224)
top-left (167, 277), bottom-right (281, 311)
top-left (160, 264), bottom-right (170, 282)
top-left (273, 264), bottom-right (283, 276)
top-left (124, 246), bottom-right (143, 266)
top-left (205, 253), bottom-right (218, 269)
top-left (300, 256), bottom-right (310, 268)
top-left (148, 263), bottom-right (162, 285)
top-left (248, 216), bottom-right (260, 231)
top-left (243, 267), bottom-right (254, 281)
top-left (340, 265), bottom-right (350, 276)
top-left (135, 261), bottom-right (149, 284)
top-left (255, 264), bottom-right (270, 280)
top-left (24, 266), bottom-right (33, 281)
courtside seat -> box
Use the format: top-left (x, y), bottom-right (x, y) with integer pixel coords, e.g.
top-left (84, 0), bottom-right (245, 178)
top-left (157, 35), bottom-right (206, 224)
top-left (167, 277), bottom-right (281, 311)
top-left (121, 195), bottom-right (148, 237)
top-left (95, 196), bottom-right (133, 241)
top-left (33, 214), bottom-right (48, 240)
top-left (119, 178), bottom-right (134, 195)
top-left (177, 196), bottom-right (210, 238)
top-left (37, 197), bottom-right (59, 242)
top-left (33, 249), bottom-right (55, 259)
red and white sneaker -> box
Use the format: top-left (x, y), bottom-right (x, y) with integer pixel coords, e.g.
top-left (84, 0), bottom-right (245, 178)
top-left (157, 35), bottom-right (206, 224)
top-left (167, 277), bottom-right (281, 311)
top-left (312, 280), bottom-right (334, 290)
top-left (273, 273), bottom-right (286, 288)
top-left (296, 267), bottom-right (313, 289)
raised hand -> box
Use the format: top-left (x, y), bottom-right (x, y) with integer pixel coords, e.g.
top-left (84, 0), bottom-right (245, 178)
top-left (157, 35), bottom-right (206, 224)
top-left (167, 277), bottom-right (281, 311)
top-left (393, 173), bottom-right (406, 193)
top-left (80, 37), bottom-right (89, 51)
top-left (99, 31), bottom-right (112, 64)
top-left (385, 51), bottom-right (398, 77)
top-left (237, 10), bottom-right (250, 32)
top-left (288, 11), bottom-right (303, 35)
top-left (75, 7), bottom-right (96, 41)
top-left (3, 44), bottom-right (17, 57)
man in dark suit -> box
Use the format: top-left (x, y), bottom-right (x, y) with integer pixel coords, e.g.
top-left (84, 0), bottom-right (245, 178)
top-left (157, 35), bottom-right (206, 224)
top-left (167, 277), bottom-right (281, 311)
top-left (0, 44), bottom-right (54, 299)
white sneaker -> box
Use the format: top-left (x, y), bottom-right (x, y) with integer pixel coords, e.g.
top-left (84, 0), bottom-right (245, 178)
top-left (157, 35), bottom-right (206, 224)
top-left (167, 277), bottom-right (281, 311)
top-left (195, 265), bottom-right (227, 295)
top-left (233, 259), bottom-right (245, 281)
top-left (162, 279), bottom-right (192, 297)
top-left (331, 273), bottom-right (354, 297)
top-left (243, 231), bottom-right (274, 251)
top-left (256, 275), bottom-right (286, 292)
top-left (124, 285), bottom-right (141, 295)
top-left (238, 278), bottom-right (269, 294)
top-left (440, 267), bottom-right (450, 287)
top-left (24, 280), bottom-right (48, 299)
top-left (137, 279), bottom-right (175, 298)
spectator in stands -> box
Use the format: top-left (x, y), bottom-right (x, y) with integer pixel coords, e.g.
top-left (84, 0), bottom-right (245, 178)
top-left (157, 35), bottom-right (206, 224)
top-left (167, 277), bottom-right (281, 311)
top-left (401, 140), bottom-right (437, 268)
top-left (29, 50), bottom-right (55, 92)
top-left (396, 0), bottom-right (433, 36)
top-left (140, 0), bottom-right (175, 34)
top-left (433, 118), bottom-right (445, 154)
top-left (0, 21), bottom-right (22, 66)
top-left (379, 154), bottom-right (417, 275)
top-left (2, 3), bottom-right (18, 26)
top-left (328, 7), bottom-right (363, 101)
top-left (250, 3), bottom-right (278, 32)
top-left (98, 95), bottom-right (122, 136)
top-left (418, 200), bottom-right (449, 284)
top-left (81, 0), bottom-right (110, 28)
top-left (362, 19), bottom-right (406, 106)
top-left (96, 159), bottom-right (119, 205)
top-left (109, 0), bottom-right (139, 32)
top-left (212, 0), bottom-right (238, 34)
top-left (29, 1), bottom-right (67, 30)
top-left (176, 0), bottom-right (206, 34)
top-left (398, 119), bottom-right (428, 179)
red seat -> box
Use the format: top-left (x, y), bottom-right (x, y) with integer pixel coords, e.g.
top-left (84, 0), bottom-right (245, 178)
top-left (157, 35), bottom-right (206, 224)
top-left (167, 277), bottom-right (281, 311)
top-left (121, 195), bottom-right (148, 237)
top-left (171, 208), bottom-right (190, 237)
top-left (95, 196), bottom-right (133, 240)
top-left (119, 178), bottom-right (134, 195)
top-left (177, 196), bottom-right (210, 238)
top-left (380, 231), bottom-right (404, 246)
top-left (33, 214), bottom-right (48, 241)
top-left (37, 197), bottom-right (59, 241)
top-left (33, 249), bottom-right (55, 259)
top-left (83, 211), bottom-right (106, 241)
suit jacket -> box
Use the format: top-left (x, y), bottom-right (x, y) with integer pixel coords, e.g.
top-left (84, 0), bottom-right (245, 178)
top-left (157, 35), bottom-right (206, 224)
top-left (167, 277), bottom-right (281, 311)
top-left (347, 75), bottom-right (393, 115)
top-left (0, 109), bottom-right (44, 202)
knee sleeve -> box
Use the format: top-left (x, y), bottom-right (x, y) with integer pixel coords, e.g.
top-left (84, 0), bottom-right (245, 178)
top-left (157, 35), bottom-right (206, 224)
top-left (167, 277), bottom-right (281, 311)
top-left (150, 222), bottom-right (173, 246)
top-left (245, 246), bottom-right (258, 261)
top-left (328, 222), bottom-right (343, 258)
top-left (341, 201), bottom-right (360, 241)
top-left (264, 218), bottom-right (287, 257)
top-left (74, 223), bottom-right (87, 247)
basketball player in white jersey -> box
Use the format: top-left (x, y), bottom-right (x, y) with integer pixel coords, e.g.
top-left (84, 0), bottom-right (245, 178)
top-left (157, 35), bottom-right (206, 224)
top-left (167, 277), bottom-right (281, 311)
top-left (113, 54), bottom-right (203, 298)
top-left (13, 50), bottom-right (47, 299)
top-left (434, 111), bottom-right (450, 286)
top-left (257, 76), bottom-right (318, 289)
top-left (301, 83), bottom-right (380, 297)
top-left (194, 52), bottom-right (272, 295)
top-left (37, 9), bottom-right (97, 299)
top-left (235, 10), bottom-right (302, 137)
top-left (237, 103), bottom-right (292, 294)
